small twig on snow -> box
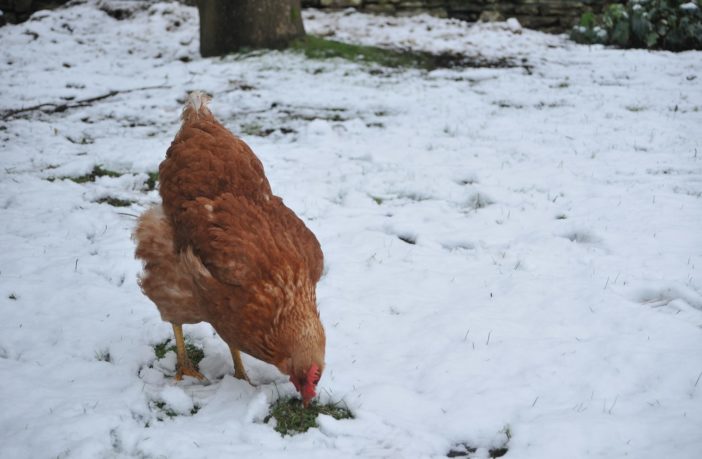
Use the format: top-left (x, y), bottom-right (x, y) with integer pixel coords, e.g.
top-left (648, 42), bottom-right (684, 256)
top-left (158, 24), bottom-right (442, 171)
top-left (606, 396), bottom-right (618, 414)
top-left (1, 84), bottom-right (171, 120)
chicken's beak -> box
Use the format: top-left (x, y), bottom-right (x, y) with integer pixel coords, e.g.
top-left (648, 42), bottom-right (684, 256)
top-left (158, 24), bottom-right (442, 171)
top-left (301, 388), bottom-right (315, 408)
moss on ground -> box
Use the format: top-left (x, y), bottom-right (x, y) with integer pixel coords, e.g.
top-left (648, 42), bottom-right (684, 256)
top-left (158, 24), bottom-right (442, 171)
top-left (291, 35), bottom-right (427, 68)
top-left (69, 165), bottom-right (122, 183)
top-left (152, 400), bottom-right (200, 420)
top-left (95, 196), bottom-right (134, 207)
top-left (153, 338), bottom-right (205, 368)
top-left (265, 397), bottom-right (353, 436)
top-left (144, 171), bottom-right (159, 191)
top-left (290, 36), bottom-right (519, 71)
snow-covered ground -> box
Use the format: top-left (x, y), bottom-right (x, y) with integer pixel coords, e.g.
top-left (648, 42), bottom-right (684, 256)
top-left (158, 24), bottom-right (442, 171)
top-left (1, 2), bottom-right (701, 458)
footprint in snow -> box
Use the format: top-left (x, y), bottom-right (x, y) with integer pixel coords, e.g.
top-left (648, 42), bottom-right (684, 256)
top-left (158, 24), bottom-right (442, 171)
top-left (441, 240), bottom-right (476, 252)
top-left (634, 284), bottom-right (702, 312)
top-left (560, 230), bottom-right (602, 245)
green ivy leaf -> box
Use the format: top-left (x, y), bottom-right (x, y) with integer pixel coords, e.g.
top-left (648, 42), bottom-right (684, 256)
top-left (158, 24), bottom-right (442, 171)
top-left (646, 31), bottom-right (660, 47)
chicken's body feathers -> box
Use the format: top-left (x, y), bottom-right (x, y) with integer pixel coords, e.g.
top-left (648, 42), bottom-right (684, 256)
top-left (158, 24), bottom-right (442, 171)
top-left (134, 94), bottom-right (325, 391)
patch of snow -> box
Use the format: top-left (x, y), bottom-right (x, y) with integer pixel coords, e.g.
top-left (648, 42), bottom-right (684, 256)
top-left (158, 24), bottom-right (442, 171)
top-left (681, 2), bottom-right (699, 11)
top-left (159, 386), bottom-right (194, 415)
top-left (0, 1), bottom-right (701, 458)
top-left (506, 17), bottom-right (522, 34)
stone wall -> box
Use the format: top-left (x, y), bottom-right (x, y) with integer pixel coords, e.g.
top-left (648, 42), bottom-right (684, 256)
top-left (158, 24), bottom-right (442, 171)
top-left (302, 0), bottom-right (610, 32)
top-left (0, 0), bottom-right (69, 25)
top-left (0, 0), bottom-right (609, 32)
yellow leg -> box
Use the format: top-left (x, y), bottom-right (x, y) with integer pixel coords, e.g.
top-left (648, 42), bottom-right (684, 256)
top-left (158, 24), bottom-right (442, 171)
top-left (172, 323), bottom-right (206, 381)
top-left (228, 344), bottom-right (250, 382)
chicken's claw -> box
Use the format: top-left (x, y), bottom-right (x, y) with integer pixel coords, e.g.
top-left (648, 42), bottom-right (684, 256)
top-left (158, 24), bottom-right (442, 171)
top-left (171, 323), bottom-right (208, 383)
top-left (234, 368), bottom-right (251, 384)
top-left (175, 363), bottom-right (207, 382)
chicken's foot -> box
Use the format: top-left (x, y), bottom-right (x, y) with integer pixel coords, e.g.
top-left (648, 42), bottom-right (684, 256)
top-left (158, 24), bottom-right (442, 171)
top-left (172, 323), bottom-right (206, 382)
top-left (228, 344), bottom-right (250, 383)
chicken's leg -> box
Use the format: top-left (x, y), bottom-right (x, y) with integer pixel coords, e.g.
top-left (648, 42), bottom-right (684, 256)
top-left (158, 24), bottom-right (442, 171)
top-left (172, 323), bottom-right (206, 381)
top-left (228, 344), bottom-right (250, 382)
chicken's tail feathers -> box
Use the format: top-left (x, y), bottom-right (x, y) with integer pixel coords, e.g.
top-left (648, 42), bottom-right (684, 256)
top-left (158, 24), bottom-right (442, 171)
top-left (181, 91), bottom-right (213, 123)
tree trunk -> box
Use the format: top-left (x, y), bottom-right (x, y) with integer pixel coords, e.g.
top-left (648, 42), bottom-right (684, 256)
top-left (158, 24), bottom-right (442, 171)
top-left (197, 0), bottom-right (305, 57)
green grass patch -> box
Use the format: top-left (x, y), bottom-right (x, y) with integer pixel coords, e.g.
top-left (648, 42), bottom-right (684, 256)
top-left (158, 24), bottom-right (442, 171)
top-left (144, 171), bottom-right (159, 191)
top-left (95, 196), bottom-right (134, 207)
top-left (70, 165), bottom-right (122, 183)
top-left (265, 397), bottom-right (353, 436)
top-left (153, 338), bottom-right (205, 368)
top-left (153, 339), bottom-right (172, 360)
top-left (48, 165), bottom-right (123, 184)
top-left (448, 426), bottom-right (510, 458)
top-left (152, 401), bottom-right (200, 419)
top-left (370, 195), bottom-right (384, 205)
top-left (153, 400), bottom-right (178, 418)
top-left (291, 35), bottom-right (427, 68)
top-left (240, 122), bottom-right (276, 137)
top-left (290, 36), bottom-right (520, 71)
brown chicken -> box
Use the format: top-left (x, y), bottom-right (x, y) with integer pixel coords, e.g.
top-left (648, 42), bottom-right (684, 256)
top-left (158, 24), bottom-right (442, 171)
top-left (134, 92), bottom-right (325, 406)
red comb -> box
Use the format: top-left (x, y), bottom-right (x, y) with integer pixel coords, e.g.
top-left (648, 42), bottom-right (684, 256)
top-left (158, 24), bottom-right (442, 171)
top-left (307, 364), bottom-right (321, 384)
top-left (301, 364), bottom-right (321, 404)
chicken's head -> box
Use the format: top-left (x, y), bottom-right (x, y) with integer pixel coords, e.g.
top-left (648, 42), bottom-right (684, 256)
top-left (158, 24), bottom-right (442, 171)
top-left (273, 303), bottom-right (326, 408)
top-left (289, 363), bottom-right (322, 407)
